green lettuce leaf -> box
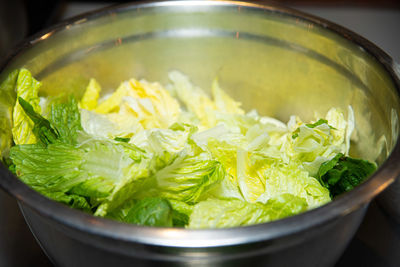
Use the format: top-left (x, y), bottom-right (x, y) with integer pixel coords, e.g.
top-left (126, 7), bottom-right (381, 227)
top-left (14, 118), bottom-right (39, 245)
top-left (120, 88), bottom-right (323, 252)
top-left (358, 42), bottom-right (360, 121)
top-left (0, 69), bottom-right (18, 159)
top-left (317, 153), bottom-right (377, 197)
top-left (43, 191), bottom-right (92, 212)
top-left (10, 139), bottom-right (149, 214)
top-left (105, 199), bottom-right (137, 221)
top-left (123, 197), bottom-right (173, 227)
top-left (285, 108), bottom-right (353, 177)
top-left (188, 194), bottom-right (307, 229)
top-left (11, 69), bottom-right (42, 145)
top-left (168, 199), bottom-right (193, 227)
top-left (49, 95), bottom-right (82, 144)
top-left (106, 198), bottom-right (192, 227)
top-left (17, 95), bottom-right (84, 146)
top-left (7, 69), bottom-right (370, 229)
top-left (167, 71), bottom-right (217, 129)
top-left (137, 151), bottom-right (226, 203)
top-left (256, 160), bottom-right (331, 208)
top-left (18, 97), bottom-right (59, 145)
top-left (154, 152), bottom-right (225, 203)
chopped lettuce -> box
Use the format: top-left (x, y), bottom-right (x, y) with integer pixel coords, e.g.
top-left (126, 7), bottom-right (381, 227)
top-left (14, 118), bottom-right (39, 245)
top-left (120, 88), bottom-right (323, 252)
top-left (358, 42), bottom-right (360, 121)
top-left (49, 96), bottom-right (82, 144)
top-left (137, 151), bottom-right (226, 203)
top-left (94, 79), bottom-right (180, 129)
top-left (12, 69), bottom-right (42, 145)
top-left (122, 197), bottom-right (173, 227)
top-left (256, 160), bottom-right (330, 208)
top-left (79, 78), bottom-right (101, 110)
top-left (189, 194), bottom-right (307, 229)
top-left (317, 153), bottom-right (377, 197)
top-left (4, 69), bottom-right (377, 229)
top-left (168, 199), bottom-right (193, 227)
top-left (0, 69), bottom-right (18, 158)
top-left (284, 108), bottom-right (352, 177)
top-left (10, 139), bottom-right (149, 215)
top-left (17, 97), bottom-right (59, 145)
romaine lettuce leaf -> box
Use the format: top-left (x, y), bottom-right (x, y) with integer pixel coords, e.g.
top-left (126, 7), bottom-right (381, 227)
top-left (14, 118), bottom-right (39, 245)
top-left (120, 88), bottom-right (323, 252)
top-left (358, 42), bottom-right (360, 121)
top-left (0, 69), bottom-right (18, 158)
top-left (317, 153), bottom-right (377, 197)
top-left (6, 69), bottom-right (373, 229)
top-left (94, 78), bottom-right (180, 130)
top-left (12, 69), bottom-right (42, 145)
top-left (188, 194), bottom-right (307, 229)
top-left (79, 78), bottom-right (101, 110)
top-left (17, 97), bottom-right (59, 145)
top-left (130, 123), bottom-right (197, 155)
top-left (80, 108), bottom-right (143, 139)
top-left (257, 161), bottom-right (330, 208)
top-left (108, 198), bottom-right (190, 227)
top-left (123, 197), bottom-right (173, 227)
top-left (168, 71), bottom-right (216, 129)
top-left (284, 108), bottom-right (354, 177)
top-left (168, 199), bottom-right (193, 227)
top-left (49, 95), bottom-right (82, 144)
top-left (80, 78), bottom-right (181, 138)
top-left (137, 151), bottom-right (225, 203)
top-left (10, 139), bottom-right (150, 215)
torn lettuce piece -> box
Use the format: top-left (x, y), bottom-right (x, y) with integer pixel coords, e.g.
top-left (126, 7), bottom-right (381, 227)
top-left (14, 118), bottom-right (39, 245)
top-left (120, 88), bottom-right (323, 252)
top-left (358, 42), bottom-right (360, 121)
top-left (105, 199), bottom-right (137, 221)
top-left (10, 139), bottom-right (149, 215)
top-left (94, 78), bottom-right (180, 129)
top-left (153, 151), bottom-right (225, 203)
top-left (107, 198), bottom-right (192, 227)
top-left (80, 108), bottom-right (143, 139)
top-left (168, 199), bottom-right (193, 227)
top-left (93, 157), bottom-right (152, 217)
top-left (80, 77), bottom-right (182, 138)
top-left (203, 137), bottom-right (242, 198)
top-left (79, 78), bottom-right (101, 110)
top-left (12, 69), bottom-right (42, 145)
top-left (285, 107), bottom-right (354, 177)
top-left (317, 153), bottom-right (377, 197)
top-left (188, 194), bottom-right (308, 229)
top-left (137, 151), bottom-right (226, 203)
top-left (7, 69), bottom-right (374, 229)
top-left (168, 70), bottom-right (216, 129)
top-left (128, 123), bottom-right (199, 174)
top-left (236, 149), bottom-right (268, 202)
top-left (130, 123), bottom-right (197, 155)
top-left (18, 95), bottom-right (84, 146)
top-left (123, 197), bottom-right (173, 227)
top-left (44, 191), bottom-right (92, 212)
top-left (49, 95), bottom-right (82, 145)
top-left (0, 69), bottom-right (19, 158)
top-left (257, 161), bottom-right (330, 209)
top-left (17, 97), bottom-right (59, 145)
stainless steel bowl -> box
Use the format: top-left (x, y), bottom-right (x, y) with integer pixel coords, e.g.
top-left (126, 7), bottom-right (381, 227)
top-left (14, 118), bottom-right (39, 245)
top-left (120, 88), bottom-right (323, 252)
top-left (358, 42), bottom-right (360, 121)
top-left (1, 1), bottom-right (400, 266)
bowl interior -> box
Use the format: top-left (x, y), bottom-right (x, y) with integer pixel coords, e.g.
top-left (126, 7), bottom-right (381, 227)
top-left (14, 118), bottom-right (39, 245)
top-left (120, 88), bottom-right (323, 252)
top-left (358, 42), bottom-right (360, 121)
top-left (1, 2), bottom-right (399, 163)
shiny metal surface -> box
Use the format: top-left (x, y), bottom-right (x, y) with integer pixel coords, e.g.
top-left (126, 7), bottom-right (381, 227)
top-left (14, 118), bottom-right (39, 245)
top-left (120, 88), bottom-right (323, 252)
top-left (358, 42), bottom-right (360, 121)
top-left (19, 203), bottom-right (368, 266)
top-left (0, 1), bottom-right (400, 266)
top-left (378, 62), bottom-right (400, 223)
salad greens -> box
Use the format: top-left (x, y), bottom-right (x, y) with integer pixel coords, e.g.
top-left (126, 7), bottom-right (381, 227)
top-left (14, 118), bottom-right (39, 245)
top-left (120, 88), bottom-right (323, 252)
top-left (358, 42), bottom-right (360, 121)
top-left (2, 68), bottom-right (377, 228)
top-left (317, 153), bottom-right (377, 197)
